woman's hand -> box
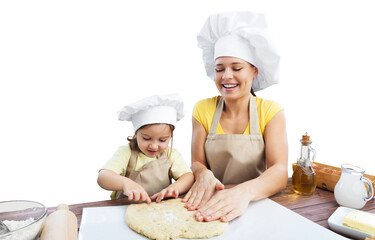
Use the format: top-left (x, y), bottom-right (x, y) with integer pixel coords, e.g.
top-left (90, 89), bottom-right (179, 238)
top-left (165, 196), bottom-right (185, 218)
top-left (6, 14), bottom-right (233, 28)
top-left (123, 178), bottom-right (151, 204)
top-left (194, 183), bottom-right (251, 222)
top-left (151, 187), bottom-right (179, 203)
top-left (182, 169), bottom-right (224, 211)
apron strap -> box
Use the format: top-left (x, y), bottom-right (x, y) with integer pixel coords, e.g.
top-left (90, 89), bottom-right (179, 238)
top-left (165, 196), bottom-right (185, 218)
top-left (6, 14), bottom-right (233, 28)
top-left (209, 97), bottom-right (224, 135)
top-left (210, 95), bottom-right (260, 135)
top-left (125, 149), bottom-right (138, 177)
top-left (249, 95), bottom-right (260, 135)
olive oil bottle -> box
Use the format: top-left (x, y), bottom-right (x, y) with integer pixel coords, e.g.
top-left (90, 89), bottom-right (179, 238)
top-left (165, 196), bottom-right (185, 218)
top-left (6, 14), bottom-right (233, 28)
top-left (292, 133), bottom-right (317, 195)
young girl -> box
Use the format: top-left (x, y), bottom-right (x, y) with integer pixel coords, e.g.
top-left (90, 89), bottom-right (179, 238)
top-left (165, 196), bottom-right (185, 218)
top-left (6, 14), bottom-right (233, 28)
top-left (97, 94), bottom-right (194, 204)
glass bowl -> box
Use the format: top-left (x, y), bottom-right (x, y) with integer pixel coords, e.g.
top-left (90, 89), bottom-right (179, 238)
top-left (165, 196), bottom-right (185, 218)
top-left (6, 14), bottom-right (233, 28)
top-left (0, 200), bottom-right (47, 240)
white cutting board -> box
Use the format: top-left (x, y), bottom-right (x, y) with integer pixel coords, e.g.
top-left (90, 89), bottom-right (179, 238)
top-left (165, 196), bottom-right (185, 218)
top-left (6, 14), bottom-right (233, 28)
top-left (78, 198), bottom-right (349, 240)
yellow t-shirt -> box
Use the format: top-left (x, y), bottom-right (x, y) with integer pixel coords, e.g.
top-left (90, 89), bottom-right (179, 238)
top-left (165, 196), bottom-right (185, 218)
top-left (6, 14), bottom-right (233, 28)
top-left (101, 145), bottom-right (191, 180)
top-left (193, 96), bottom-right (283, 135)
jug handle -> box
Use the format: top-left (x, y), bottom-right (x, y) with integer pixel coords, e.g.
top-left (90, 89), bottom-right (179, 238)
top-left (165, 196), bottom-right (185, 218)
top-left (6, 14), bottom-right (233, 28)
top-left (310, 147), bottom-right (317, 162)
top-left (362, 177), bottom-right (374, 201)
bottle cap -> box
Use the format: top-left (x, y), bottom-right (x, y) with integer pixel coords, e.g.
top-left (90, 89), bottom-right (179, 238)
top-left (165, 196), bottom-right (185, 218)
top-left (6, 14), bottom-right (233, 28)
top-left (302, 132), bottom-right (310, 141)
top-left (301, 132), bottom-right (312, 145)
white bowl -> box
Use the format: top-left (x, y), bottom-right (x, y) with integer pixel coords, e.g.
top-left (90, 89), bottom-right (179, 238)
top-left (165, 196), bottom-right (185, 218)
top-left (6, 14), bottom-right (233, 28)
top-left (0, 200), bottom-right (47, 240)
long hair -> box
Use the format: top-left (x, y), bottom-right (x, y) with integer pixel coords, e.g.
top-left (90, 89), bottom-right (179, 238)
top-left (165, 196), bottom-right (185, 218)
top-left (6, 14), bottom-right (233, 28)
top-left (127, 124), bottom-right (175, 158)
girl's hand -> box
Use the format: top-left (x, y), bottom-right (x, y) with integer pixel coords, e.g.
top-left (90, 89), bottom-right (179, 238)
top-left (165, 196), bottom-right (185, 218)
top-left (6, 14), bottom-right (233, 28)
top-left (123, 179), bottom-right (151, 204)
top-left (182, 169), bottom-right (224, 211)
top-left (151, 187), bottom-right (179, 203)
top-left (194, 184), bottom-right (250, 222)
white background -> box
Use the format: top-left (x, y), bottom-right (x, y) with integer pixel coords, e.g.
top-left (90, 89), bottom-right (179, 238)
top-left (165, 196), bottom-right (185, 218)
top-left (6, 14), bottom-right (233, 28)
top-left (1, 0), bottom-right (374, 207)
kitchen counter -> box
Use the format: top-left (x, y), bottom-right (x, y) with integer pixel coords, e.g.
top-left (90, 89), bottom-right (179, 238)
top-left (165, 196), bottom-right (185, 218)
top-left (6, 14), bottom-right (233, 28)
top-left (48, 178), bottom-right (375, 230)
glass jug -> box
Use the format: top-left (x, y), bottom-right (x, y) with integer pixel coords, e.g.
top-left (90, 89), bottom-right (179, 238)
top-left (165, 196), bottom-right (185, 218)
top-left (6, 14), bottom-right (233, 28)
top-left (334, 164), bottom-right (374, 209)
top-left (292, 133), bottom-right (317, 195)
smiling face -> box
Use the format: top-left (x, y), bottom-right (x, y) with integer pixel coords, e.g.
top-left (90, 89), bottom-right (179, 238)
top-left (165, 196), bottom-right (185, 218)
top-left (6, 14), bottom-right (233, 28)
top-left (135, 124), bottom-right (172, 158)
top-left (214, 57), bottom-right (258, 101)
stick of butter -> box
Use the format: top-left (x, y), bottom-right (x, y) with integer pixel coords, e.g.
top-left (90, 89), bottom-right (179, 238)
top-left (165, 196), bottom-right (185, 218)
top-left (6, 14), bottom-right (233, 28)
top-left (343, 210), bottom-right (375, 235)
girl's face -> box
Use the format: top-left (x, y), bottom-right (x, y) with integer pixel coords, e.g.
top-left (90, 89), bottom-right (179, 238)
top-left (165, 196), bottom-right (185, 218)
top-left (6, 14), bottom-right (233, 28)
top-left (136, 124), bottom-right (172, 158)
top-left (214, 57), bottom-right (258, 101)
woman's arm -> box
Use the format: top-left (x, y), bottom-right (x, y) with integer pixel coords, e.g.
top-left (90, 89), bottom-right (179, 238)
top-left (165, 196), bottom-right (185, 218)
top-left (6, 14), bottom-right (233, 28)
top-left (97, 169), bottom-right (151, 203)
top-left (182, 117), bottom-right (224, 210)
top-left (196, 110), bottom-right (288, 222)
top-left (246, 109), bottom-right (289, 200)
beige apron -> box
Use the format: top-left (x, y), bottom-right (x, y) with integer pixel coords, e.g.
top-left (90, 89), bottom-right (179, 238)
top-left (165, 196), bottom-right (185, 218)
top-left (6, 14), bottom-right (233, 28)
top-left (205, 96), bottom-right (266, 185)
top-left (112, 149), bottom-right (172, 199)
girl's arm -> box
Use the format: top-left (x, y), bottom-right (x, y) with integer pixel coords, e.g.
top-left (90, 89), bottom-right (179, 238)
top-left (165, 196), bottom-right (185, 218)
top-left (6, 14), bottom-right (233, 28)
top-left (97, 169), bottom-right (151, 203)
top-left (151, 172), bottom-right (194, 202)
top-left (174, 172), bottom-right (195, 194)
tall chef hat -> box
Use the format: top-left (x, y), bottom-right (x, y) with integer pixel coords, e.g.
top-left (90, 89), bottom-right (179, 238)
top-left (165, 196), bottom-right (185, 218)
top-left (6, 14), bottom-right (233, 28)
top-left (118, 93), bottom-right (185, 132)
top-left (197, 11), bottom-right (280, 92)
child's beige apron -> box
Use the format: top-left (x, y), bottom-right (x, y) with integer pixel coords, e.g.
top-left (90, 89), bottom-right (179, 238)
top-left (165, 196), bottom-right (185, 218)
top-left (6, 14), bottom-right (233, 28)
top-left (111, 150), bottom-right (172, 199)
top-left (205, 96), bottom-right (266, 185)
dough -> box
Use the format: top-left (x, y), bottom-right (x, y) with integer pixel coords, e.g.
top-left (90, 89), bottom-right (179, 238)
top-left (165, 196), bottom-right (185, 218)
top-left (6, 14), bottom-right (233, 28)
top-left (125, 199), bottom-right (228, 240)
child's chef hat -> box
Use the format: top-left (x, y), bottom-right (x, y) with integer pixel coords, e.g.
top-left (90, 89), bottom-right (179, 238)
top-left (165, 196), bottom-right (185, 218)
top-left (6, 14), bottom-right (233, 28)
top-left (197, 11), bottom-right (280, 92)
top-left (118, 94), bottom-right (185, 132)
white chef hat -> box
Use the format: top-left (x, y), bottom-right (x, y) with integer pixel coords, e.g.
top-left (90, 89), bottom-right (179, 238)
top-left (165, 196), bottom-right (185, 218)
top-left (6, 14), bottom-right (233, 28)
top-left (197, 11), bottom-right (280, 92)
top-left (118, 93), bottom-right (185, 132)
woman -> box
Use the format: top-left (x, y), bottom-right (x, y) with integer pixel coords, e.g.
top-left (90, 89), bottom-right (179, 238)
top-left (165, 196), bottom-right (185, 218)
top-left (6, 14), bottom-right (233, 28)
top-left (182, 11), bottom-right (288, 222)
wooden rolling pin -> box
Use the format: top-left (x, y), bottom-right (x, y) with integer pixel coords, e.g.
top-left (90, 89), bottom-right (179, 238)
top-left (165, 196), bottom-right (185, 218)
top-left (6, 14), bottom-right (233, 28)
top-left (40, 203), bottom-right (78, 240)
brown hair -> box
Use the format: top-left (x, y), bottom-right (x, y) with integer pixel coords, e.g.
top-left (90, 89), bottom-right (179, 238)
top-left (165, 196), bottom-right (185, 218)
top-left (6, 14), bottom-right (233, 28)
top-left (249, 63), bottom-right (257, 97)
top-left (250, 88), bottom-right (256, 97)
top-left (127, 124), bottom-right (175, 158)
